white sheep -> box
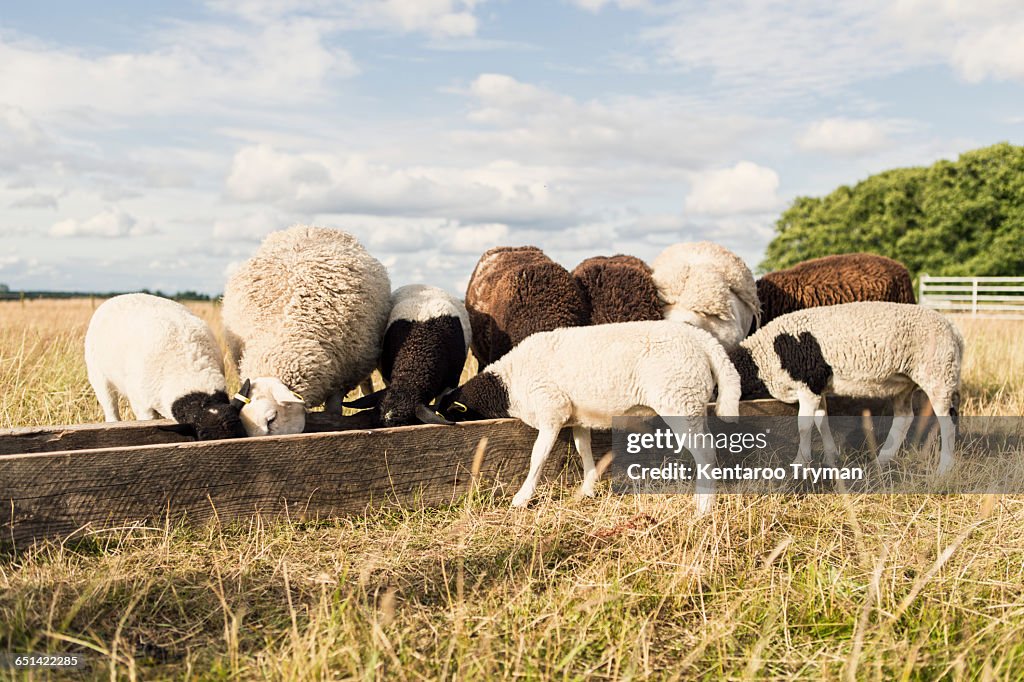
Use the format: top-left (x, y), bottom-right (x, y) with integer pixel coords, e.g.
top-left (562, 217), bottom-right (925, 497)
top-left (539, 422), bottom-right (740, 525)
top-left (345, 284), bottom-right (471, 427)
top-left (222, 225), bottom-right (391, 436)
top-left (433, 320), bottom-right (741, 512)
top-left (651, 242), bottom-right (760, 350)
top-left (730, 301), bottom-right (964, 473)
top-left (84, 293), bottom-right (246, 440)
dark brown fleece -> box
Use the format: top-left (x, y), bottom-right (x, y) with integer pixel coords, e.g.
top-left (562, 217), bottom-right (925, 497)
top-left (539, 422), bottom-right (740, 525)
top-left (572, 254), bottom-right (663, 325)
top-left (756, 253), bottom-right (915, 328)
top-left (465, 245), bottom-right (590, 365)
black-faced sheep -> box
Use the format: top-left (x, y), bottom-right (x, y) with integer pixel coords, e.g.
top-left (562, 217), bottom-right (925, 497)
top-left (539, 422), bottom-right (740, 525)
top-left (434, 320), bottom-right (741, 513)
top-left (345, 284), bottom-right (471, 427)
top-left (84, 293), bottom-right (246, 440)
top-left (571, 254), bottom-right (663, 324)
top-left (222, 225), bottom-right (391, 436)
top-left (755, 252), bottom-right (915, 329)
top-left (464, 245), bottom-right (590, 365)
top-left (651, 241), bottom-right (760, 351)
top-left (729, 302), bottom-right (963, 474)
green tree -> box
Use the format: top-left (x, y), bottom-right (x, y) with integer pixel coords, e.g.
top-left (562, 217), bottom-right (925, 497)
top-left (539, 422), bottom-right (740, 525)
top-left (761, 143), bottom-right (1024, 279)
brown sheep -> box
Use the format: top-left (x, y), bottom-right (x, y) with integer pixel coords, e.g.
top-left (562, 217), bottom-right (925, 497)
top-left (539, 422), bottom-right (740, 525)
top-left (755, 253), bottom-right (915, 329)
top-left (465, 246), bottom-right (590, 366)
top-left (572, 254), bottom-right (663, 325)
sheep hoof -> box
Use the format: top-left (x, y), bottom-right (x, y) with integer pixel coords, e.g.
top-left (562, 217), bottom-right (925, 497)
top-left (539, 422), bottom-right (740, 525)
top-left (694, 493), bottom-right (714, 516)
top-left (511, 492), bottom-right (533, 508)
top-left (578, 483), bottom-right (596, 498)
top-left (935, 460), bottom-right (954, 477)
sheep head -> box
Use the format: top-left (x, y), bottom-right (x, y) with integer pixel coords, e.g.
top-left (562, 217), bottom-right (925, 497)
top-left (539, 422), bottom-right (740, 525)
top-left (236, 377), bottom-right (306, 436)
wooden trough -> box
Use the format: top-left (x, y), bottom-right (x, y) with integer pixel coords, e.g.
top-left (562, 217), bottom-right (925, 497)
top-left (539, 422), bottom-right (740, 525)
top-left (0, 398), bottom-right (898, 547)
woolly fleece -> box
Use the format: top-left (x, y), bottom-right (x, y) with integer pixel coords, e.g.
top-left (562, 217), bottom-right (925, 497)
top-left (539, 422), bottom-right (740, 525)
top-left (736, 301), bottom-right (963, 408)
top-left (85, 293), bottom-right (230, 424)
top-left (465, 245), bottom-right (590, 365)
top-left (572, 254), bottom-right (663, 324)
top-left (222, 225), bottom-right (391, 408)
top-left (651, 241), bottom-right (759, 350)
top-left (756, 252), bottom-right (916, 328)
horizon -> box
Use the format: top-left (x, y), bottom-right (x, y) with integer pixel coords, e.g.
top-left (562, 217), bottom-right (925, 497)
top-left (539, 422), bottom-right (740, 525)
top-left (2, 1), bottom-right (1023, 297)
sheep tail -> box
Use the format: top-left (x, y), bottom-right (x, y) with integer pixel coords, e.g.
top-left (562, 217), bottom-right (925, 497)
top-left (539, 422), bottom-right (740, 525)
top-left (695, 330), bottom-right (741, 422)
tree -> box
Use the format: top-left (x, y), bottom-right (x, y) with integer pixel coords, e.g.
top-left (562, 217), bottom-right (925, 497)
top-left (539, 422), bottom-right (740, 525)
top-left (760, 143), bottom-right (1024, 279)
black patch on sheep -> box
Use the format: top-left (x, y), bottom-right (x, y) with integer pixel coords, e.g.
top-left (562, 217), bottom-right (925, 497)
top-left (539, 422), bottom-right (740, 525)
top-left (376, 315), bottom-right (468, 427)
top-left (729, 346), bottom-right (771, 399)
top-left (436, 372), bottom-right (510, 422)
top-left (171, 391), bottom-right (247, 441)
top-left (572, 255), bottom-right (663, 325)
top-left (773, 332), bottom-right (833, 396)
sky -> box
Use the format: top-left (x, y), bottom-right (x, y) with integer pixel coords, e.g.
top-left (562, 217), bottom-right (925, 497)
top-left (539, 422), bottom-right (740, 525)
top-left (1, 0), bottom-right (1023, 297)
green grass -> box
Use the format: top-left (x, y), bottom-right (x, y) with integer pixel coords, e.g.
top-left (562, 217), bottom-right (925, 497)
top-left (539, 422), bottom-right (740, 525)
top-left (2, 300), bottom-right (1024, 679)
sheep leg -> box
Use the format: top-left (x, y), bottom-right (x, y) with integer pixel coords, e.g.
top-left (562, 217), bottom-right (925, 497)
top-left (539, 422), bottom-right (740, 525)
top-left (511, 426), bottom-right (562, 508)
top-left (325, 391), bottom-right (343, 414)
top-left (877, 392), bottom-right (914, 467)
top-left (935, 414), bottom-right (955, 476)
top-left (130, 399), bottom-right (158, 421)
top-left (931, 396), bottom-right (957, 476)
top-left (90, 376), bottom-right (121, 422)
top-left (573, 426), bottom-right (598, 498)
top-left (815, 395), bottom-right (838, 467)
top-left (793, 392), bottom-right (819, 466)
top-left (666, 415), bottom-right (716, 515)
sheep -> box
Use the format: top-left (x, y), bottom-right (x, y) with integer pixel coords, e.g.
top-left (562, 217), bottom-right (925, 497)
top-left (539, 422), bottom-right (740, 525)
top-left (465, 245), bottom-right (590, 365)
top-left (84, 293), bottom-right (246, 440)
top-left (344, 284), bottom-right (471, 427)
top-left (755, 253), bottom-right (915, 330)
top-left (222, 225), bottom-right (391, 436)
top-left (729, 301), bottom-right (963, 474)
top-left (651, 241), bottom-right (759, 351)
top-left (571, 254), bottom-right (663, 324)
top-left (431, 320), bottom-right (742, 512)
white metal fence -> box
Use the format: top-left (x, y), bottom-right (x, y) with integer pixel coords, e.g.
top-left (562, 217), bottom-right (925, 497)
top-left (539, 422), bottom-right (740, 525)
top-left (919, 275), bottom-right (1024, 318)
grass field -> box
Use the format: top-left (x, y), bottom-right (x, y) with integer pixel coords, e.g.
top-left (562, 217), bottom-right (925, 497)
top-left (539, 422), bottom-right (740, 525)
top-left (2, 299), bottom-right (1024, 680)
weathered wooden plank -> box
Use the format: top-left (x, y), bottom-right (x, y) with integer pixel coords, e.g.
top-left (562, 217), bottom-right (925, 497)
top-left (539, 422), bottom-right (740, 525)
top-left (0, 419), bottom-right (575, 547)
top-left (0, 397), bottom-right (909, 546)
top-left (0, 411), bottom-right (380, 455)
top-left (0, 420), bottom-right (195, 456)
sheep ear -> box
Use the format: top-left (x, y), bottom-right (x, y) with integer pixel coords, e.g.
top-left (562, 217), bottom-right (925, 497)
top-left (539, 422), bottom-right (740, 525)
top-left (343, 389), bottom-right (386, 410)
top-left (416, 404), bottom-right (454, 425)
top-left (230, 379), bottom-right (252, 410)
top-left (269, 382), bottom-right (305, 405)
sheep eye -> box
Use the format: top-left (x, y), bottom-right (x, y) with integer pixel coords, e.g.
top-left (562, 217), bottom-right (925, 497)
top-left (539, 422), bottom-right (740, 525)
top-left (267, 414), bottom-right (277, 427)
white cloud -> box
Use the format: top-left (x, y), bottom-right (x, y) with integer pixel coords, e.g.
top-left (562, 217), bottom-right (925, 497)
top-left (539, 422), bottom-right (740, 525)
top-left (49, 207), bottom-right (152, 238)
top-left (225, 144), bottom-right (580, 225)
top-left (446, 222), bottom-right (508, 253)
top-left (207, 0), bottom-right (481, 37)
top-left (797, 118), bottom-right (889, 155)
top-left (639, 0), bottom-right (1024, 102)
top-left (455, 73), bottom-right (766, 167)
top-left (685, 162), bottom-right (780, 216)
top-left (212, 212), bottom-right (290, 242)
top-left (0, 20), bottom-right (357, 118)
top-left (225, 145), bottom-right (331, 202)
top-left (9, 192), bottom-right (59, 209)
top-left (565, 0), bottom-right (652, 12)
top-left (951, 22), bottom-right (1024, 82)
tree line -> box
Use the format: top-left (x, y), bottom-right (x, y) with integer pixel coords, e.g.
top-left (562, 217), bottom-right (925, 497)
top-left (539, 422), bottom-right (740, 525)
top-left (760, 142), bottom-right (1024, 279)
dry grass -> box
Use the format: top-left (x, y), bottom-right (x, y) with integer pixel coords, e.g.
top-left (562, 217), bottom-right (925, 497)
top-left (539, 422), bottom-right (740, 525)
top-left (2, 300), bottom-right (1024, 680)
